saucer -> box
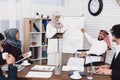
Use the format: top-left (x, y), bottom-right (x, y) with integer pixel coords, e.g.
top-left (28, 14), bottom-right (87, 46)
top-left (70, 75), bottom-right (82, 79)
top-left (21, 63), bottom-right (31, 66)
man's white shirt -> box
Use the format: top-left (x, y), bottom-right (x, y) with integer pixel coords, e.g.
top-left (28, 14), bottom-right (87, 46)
top-left (84, 32), bottom-right (107, 64)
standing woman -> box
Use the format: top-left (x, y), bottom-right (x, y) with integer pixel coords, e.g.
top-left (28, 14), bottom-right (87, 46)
top-left (46, 11), bottom-right (66, 65)
top-left (3, 28), bottom-right (28, 62)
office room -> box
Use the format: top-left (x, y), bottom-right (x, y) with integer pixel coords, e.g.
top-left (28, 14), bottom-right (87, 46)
top-left (0, 0), bottom-right (120, 80)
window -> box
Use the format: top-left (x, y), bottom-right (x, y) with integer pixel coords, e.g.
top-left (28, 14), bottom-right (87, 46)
top-left (0, 0), bottom-right (9, 2)
top-left (0, 20), bottom-right (9, 34)
top-left (31, 0), bottom-right (64, 6)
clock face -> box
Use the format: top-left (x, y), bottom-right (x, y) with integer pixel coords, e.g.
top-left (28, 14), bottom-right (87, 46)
top-left (88, 0), bottom-right (103, 16)
top-left (116, 0), bottom-right (120, 6)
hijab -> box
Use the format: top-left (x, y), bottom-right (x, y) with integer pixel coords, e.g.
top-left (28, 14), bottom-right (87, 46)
top-left (4, 28), bottom-right (21, 49)
top-left (49, 11), bottom-right (63, 29)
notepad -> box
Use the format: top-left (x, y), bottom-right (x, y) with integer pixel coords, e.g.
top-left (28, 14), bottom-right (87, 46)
top-left (1, 64), bottom-right (25, 72)
top-left (26, 71), bottom-right (52, 78)
top-left (31, 65), bottom-right (55, 71)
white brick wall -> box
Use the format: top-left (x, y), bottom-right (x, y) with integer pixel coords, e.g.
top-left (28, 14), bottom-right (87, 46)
top-left (62, 0), bottom-right (120, 64)
top-left (83, 0), bottom-right (120, 64)
top-left (0, 0), bottom-right (120, 64)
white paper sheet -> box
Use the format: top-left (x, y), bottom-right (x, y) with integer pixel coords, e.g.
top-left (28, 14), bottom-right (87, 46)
top-left (60, 16), bottom-right (84, 53)
top-left (67, 58), bottom-right (84, 67)
top-left (62, 66), bottom-right (84, 72)
top-left (62, 57), bottom-right (84, 71)
top-left (26, 71), bottom-right (52, 78)
top-left (31, 65), bottom-right (55, 71)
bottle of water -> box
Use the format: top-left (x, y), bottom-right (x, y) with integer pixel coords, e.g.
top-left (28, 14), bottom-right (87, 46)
top-left (54, 65), bottom-right (61, 75)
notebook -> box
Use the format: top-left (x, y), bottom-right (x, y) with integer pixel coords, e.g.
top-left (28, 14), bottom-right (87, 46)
top-left (1, 64), bottom-right (25, 72)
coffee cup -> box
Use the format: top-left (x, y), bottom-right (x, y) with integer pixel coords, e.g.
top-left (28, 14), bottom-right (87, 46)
top-left (73, 71), bottom-right (80, 77)
top-left (27, 51), bottom-right (32, 57)
top-left (2, 52), bottom-right (8, 60)
top-left (22, 60), bottom-right (28, 64)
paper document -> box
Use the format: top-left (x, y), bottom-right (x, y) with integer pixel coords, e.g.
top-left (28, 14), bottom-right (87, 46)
top-left (85, 56), bottom-right (101, 64)
top-left (62, 57), bottom-right (84, 71)
top-left (62, 66), bottom-right (84, 71)
top-left (67, 57), bottom-right (84, 66)
top-left (26, 71), bottom-right (52, 78)
top-left (31, 65), bottom-right (55, 71)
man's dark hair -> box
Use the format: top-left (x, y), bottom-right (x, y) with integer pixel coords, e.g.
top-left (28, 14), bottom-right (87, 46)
top-left (111, 24), bottom-right (120, 38)
top-left (0, 33), bottom-right (4, 40)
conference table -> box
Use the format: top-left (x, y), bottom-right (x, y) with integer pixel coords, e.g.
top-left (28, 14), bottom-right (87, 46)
top-left (17, 64), bottom-right (111, 80)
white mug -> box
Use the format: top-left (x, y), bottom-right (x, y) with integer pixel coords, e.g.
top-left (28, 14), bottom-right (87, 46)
top-left (73, 71), bottom-right (80, 76)
top-left (2, 52), bottom-right (8, 60)
top-left (27, 51), bottom-right (32, 57)
top-left (22, 60), bottom-right (28, 64)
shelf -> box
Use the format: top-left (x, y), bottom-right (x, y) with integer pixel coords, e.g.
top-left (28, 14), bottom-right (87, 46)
top-left (41, 57), bottom-right (47, 59)
top-left (42, 45), bottom-right (47, 47)
top-left (24, 18), bottom-right (49, 65)
top-left (29, 58), bottom-right (41, 61)
top-left (29, 45), bottom-right (41, 47)
top-left (41, 32), bottom-right (46, 33)
top-left (29, 32), bottom-right (41, 34)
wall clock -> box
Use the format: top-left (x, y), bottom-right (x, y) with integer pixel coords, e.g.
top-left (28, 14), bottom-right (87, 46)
top-left (88, 0), bottom-right (103, 16)
top-left (116, 0), bottom-right (120, 6)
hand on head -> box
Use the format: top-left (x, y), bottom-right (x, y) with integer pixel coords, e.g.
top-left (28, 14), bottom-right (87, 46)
top-left (6, 54), bottom-right (15, 64)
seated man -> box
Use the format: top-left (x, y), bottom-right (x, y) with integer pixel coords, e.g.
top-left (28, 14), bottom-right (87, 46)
top-left (80, 28), bottom-right (111, 66)
top-left (96, 24), bottom-right (120, 80)
top-left (0, 54), bottom-right (17, 80)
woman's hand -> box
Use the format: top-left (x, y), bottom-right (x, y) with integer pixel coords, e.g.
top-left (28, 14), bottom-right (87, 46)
top-left (22, 53), bottom-right (29, 59)
top-left (6, 54), bottom-right (15, 64)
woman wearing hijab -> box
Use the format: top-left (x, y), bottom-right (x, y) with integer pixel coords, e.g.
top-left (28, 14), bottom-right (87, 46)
top-left (46, 11), bottom-right (66, 65)
top-left (0, 33), bottom-right (17, 80)
top-left (3, 28), bottom-right (28, 62)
